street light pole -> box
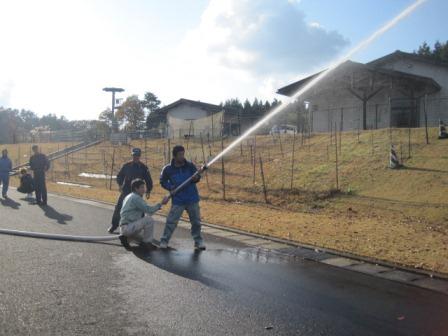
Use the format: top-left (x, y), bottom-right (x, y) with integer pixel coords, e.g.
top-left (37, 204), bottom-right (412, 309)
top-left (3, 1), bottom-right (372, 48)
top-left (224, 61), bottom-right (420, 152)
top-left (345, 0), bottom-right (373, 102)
top-left (103, 87), bottom-right (124, 132)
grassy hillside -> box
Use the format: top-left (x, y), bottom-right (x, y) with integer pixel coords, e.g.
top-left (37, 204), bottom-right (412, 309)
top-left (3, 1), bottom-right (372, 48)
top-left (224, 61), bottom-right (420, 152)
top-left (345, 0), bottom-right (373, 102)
top-left (4, 128), bottom-right (448, 274)
top-left (1, 142), bottom-right (79, 167)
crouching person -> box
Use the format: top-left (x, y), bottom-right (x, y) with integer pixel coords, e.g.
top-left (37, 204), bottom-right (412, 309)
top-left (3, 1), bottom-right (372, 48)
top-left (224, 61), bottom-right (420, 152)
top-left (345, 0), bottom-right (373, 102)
top-left (119, 178), bottom-right (169, 250)
top-left (17, 168), bottom-right (35, 200)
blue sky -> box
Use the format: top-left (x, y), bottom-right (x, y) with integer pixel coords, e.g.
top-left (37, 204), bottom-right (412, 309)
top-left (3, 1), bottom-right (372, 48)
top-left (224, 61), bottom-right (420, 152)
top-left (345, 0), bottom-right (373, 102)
top-left (0, 0), bottom-right (446, 120)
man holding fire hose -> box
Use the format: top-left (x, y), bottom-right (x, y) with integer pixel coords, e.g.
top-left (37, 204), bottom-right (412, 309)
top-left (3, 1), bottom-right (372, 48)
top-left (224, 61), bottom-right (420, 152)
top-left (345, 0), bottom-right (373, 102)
top-left (159, 145), bottom-right (206, 250)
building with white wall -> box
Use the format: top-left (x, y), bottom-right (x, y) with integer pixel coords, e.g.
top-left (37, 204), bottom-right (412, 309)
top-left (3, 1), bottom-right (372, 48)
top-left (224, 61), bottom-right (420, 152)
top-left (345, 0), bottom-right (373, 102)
top-left (159, 99), bottom-right (226, 139)
top-left (277, 51), bottom-right (448, 132)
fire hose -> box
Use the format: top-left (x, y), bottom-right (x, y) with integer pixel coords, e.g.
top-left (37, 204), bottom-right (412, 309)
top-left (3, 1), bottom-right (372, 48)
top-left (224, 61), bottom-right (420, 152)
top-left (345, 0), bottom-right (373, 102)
top-left (0, 165), bottom-right (207, 242)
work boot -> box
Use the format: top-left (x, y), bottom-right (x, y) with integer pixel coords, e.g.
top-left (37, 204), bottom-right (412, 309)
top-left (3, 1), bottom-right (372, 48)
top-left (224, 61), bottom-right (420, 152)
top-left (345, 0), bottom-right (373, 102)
top-left (194, 242), bottom-right (206, 251)
top-left (119, 235), bottom-right (131, 250)
top-left (108, 226), bottom-right (116, 234)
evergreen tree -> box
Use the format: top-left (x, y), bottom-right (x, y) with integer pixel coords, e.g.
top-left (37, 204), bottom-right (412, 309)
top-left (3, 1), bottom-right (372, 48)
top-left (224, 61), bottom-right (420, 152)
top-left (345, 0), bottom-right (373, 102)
top-left (416, 40), bottom-right (448, 62)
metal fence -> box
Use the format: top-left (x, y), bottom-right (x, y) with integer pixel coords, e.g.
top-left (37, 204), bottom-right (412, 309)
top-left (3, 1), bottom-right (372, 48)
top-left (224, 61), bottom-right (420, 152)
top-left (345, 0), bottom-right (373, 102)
top-left (297, 96), bottom-right (448, 133)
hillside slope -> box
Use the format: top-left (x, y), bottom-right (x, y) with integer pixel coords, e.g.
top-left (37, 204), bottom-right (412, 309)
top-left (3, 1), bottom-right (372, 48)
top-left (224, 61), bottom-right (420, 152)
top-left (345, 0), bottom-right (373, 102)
top-left (3, 128), bottom-right (448, 274)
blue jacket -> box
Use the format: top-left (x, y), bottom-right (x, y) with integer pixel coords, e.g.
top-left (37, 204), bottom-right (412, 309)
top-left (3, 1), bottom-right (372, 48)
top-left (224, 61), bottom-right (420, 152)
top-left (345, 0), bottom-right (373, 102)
top-left (160, 159), bottom-right (200, 205)
top-left (0, 156), bottom-right (12, 174)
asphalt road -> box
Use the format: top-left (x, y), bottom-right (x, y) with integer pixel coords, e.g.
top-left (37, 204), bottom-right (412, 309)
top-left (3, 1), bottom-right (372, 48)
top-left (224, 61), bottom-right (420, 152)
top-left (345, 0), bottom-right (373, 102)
top-left (1, 189), bottom-right (448, 336)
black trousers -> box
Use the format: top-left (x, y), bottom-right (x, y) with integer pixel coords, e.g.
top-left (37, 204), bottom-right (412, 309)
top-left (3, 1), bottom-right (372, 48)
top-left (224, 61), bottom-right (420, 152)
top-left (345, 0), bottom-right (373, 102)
top-left (34, 172), bottom-right (47, 204)
top-left (111, 191), bottom-right (130, 230)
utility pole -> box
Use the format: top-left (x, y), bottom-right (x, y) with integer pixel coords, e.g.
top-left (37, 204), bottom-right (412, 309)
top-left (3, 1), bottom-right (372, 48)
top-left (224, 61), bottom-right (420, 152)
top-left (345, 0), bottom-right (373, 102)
top-left (103, 87), bottom-right (124, 132)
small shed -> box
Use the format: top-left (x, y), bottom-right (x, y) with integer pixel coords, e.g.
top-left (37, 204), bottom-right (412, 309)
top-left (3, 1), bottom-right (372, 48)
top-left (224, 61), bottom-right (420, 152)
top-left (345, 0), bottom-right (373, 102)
top-left (159, 98), bottom-right (227, 139)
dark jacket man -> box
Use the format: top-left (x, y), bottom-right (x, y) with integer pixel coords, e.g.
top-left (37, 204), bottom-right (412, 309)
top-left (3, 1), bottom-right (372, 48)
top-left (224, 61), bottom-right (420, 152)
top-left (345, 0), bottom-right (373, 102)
top-left (109, 148), bottom-right (153, 233)
top-left (29, 146), bottom-right (50, 205)
top-left (117, 160), bottom-right (153, 195)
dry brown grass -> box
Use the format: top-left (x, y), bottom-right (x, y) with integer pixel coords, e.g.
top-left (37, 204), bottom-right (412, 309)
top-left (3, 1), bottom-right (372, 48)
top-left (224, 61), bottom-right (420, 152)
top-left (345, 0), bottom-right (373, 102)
top-left (5, 128), bottom-right (448, 274)
top-left (1, 142), bottom-right (79, 167)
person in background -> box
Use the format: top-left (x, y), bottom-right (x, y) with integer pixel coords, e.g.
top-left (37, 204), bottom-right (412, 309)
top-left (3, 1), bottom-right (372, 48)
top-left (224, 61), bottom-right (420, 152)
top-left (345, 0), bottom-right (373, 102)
top-left (29, 145), bottom-right (50, 205)
top-left (0, 149), bottom-right (12, 199)
top-left (109, 148), bottom-right (153, 234)
top-left (118, 178), bottom-right (169, 250)
top-left (17, 168), bottom-right (35, 200)
top-left (159, 145), bottom-right (206, 250)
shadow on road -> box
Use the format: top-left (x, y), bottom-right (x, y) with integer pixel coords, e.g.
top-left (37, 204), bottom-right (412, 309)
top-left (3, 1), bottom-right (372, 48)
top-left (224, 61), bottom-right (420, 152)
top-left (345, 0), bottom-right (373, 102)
top-left (38, 204), bottom-right (73, 224)
top-left (0, 197), bottom-right (21, 209)
top-left (133, 248), bottom-right (226, 290)
top-left (19, 197), bottom-right (35, 204)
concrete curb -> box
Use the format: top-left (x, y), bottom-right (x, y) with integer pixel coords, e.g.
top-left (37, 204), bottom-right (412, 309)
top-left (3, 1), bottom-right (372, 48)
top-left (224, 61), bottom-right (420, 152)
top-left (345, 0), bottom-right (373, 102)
top-left (43, 190), bottom-right (448, 296)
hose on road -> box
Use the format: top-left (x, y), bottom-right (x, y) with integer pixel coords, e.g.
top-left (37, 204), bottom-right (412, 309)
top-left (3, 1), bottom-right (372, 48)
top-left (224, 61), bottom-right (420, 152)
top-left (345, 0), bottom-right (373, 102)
top-left (1, 165), bottom-right (208, 243)
top-left (0, 228), bottom-right (119, 242)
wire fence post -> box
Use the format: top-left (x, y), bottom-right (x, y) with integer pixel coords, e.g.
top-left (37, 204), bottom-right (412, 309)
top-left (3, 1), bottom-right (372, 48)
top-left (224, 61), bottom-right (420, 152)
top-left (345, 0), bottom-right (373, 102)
top-left (339, 108), bottom-right (343, 155)
top-left (408, 103), bottom-right (412, 159)
top-left (271, 133), bottom-right (276, 146)
top-left (252, 135), bottom-right (257, 184)
top-left (51, 158), bottom-right (55, 182)
top-left (221, 133), bottom-right (226, 200)
top-left (290, 131), bottom-right (296, 190)
top-left (186, 120), bottom-right (193, 150)
top-left (16, 145), bottom-right (21, 166)
top-left (200, 133), bottom-right (210, 190)
top-left (102, 150), bottom-right (108, 189)
top-left (329, 121), bottom-right (333, 145)
top-left (249, 145), bottom-right (254, 167)
top-left (424, 94), bottom-right (429, 144)
top-left (375, 104), bottom-right (379, 130)
top-left (207, 133), bottom-right (212, 157)
top-left (388, 96), bottom-right (392, 143)
top-left (259, 156), bottom-right (269, 204)
top-left (334, 122), bottom-right (339, 191)
top-left (64, 153), bottom-right (70, 178)
top-left (301, 125), bottom-right (304, 146)
top-left (144, 136), bottom-right (148, 166)
top-left (278, 134), bottom-right (284, 157)
top-left (167, 138), bottom-right (171, 162)
top-left (400, 140), bottom-right (403, 164)
top-left (109, 148), bottom-right (115, 190)
top-left (357, 119), bottom-right (360, 143)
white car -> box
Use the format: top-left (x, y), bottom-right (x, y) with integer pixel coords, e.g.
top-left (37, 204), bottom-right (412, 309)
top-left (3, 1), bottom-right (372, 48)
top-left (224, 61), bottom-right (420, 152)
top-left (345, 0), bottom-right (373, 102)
top-left (269, 125), bottom-right (297, 135)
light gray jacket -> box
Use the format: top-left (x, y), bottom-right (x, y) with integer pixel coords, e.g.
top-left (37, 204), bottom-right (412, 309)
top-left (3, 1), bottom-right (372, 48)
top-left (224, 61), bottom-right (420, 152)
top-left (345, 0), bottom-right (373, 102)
top-left (120, 192), bottom-right (161, 225)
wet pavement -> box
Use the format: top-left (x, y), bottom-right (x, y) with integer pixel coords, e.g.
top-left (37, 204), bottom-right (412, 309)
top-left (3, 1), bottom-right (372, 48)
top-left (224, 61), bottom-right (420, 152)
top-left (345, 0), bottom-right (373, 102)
top-left (1, 189), bottom-right (448, 335)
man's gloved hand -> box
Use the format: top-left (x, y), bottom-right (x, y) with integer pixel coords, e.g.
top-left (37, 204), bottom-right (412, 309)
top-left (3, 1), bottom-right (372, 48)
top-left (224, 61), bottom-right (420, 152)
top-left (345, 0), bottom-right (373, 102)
top-left (169, 187), bottom-right (176, 196)
top-left (161, 195), bottom-right (170, 205)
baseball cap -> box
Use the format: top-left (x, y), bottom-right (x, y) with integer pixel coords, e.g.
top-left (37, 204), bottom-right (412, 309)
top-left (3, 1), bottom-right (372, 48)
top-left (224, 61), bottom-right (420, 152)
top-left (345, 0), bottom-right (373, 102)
top-left (132, 148), bottom-right (142, 156)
